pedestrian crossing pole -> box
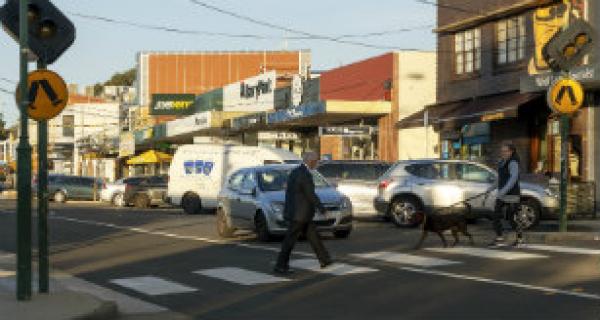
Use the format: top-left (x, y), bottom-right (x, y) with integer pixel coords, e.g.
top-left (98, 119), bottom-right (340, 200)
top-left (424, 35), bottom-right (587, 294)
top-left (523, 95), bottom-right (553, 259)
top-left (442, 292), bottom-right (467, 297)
top-left (37, 60), bottom-right (49, 294)
top-left (559, 114), bottom-right (569, 233)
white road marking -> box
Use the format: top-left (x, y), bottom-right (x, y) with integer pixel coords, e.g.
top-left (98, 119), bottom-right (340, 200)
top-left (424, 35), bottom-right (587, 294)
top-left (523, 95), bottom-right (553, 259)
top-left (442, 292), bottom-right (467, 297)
top-left (427, 247), bottom-right (547, 260)
top-left (289, 259), bottom-right (378, 275)
top-left (524, 244), bottom-right (600, 255)
top-left (111, 276), bottom-right (197, 296)
top-left (195, 267), bottom-right (290, 285)
top-left (353, 251), bottom-right (461, 267)
top-left (399, 266), bottom-right (600, 301)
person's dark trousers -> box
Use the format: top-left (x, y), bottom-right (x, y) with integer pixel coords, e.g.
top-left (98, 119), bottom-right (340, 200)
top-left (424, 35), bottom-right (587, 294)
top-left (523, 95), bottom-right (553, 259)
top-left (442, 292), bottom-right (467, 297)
top-left (276, 220), bottom-right (331, 269)
top-left (492, 200), bottom-right (522, 239)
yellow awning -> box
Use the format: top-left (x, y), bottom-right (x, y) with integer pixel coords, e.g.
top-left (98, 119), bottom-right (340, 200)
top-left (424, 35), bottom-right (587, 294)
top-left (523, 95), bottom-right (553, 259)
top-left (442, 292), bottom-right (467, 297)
top-left (127, 150), bottom-right (172, 165)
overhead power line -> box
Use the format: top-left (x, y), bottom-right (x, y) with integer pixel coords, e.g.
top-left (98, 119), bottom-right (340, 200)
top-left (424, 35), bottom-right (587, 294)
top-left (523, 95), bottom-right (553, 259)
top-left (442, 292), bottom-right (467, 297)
top-left (415, 0), bottom-right (480, 14)
top-left (0, 87), bottom-right (14, 95)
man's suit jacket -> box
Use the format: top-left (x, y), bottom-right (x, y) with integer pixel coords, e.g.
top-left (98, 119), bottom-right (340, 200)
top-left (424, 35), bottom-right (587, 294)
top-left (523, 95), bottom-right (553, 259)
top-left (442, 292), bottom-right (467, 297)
top-left (284, 164), bottom-right (326, 223)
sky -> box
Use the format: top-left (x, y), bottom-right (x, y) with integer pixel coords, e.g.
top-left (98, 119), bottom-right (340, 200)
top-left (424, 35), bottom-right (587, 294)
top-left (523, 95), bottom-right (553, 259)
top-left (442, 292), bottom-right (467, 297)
top-left (0, 0), bottom-right (436, 126)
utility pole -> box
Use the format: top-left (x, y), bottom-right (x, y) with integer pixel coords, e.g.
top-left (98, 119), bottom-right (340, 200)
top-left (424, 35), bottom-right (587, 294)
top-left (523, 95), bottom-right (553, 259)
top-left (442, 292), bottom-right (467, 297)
top-left (16, 0), bottom-right (32, 301)
top-left (37, 59), bottom-right (49, 293)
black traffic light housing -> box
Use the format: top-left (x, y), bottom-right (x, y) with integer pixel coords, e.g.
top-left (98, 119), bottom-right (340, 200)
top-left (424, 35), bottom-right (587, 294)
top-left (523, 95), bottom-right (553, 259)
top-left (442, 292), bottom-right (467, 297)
top-left (543, 19), bottom-right (596, 72)
top-left (0, 0), bottom-right (75, 65)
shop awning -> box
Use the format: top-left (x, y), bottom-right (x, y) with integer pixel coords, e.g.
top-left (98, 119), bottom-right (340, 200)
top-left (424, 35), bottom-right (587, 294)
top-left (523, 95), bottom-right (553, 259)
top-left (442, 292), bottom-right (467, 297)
top-left (396, 92), bottom-right (542, 129)
top-left (127, 150), bottom-right (172, 165)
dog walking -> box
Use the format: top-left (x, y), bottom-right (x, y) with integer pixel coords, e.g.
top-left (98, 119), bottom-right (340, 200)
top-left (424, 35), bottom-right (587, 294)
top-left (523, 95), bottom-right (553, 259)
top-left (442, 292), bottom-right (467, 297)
top-left (488, 142), bottom-right (526, 248)
top-left (274, 152), bottom-right (333, 275)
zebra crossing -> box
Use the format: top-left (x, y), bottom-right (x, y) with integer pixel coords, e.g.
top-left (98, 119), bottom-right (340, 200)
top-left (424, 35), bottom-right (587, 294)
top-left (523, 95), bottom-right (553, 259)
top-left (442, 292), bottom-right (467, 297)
top-left (107, 244), bottom-right (600, 298)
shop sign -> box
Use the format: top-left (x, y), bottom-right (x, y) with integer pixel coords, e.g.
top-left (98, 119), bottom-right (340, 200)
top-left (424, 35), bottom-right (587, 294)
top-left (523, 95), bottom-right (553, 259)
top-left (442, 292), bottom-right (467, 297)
top-left (150, 94), bottom-right (196, 115)
top-left (258, 132), bottom-right (299, 140)
top-left (231, 113), bottom-right (266, 130)
top-left (481, 112), bottom-right (505, 122)
top-left (521, 65), bottom-right (600, 93)
top-left (267, 102), bottom-right (326, 124)
top-left (223, 71), bottom-right (276, 112)
top-left (291, 74), bottom-right (303, 107)
top-left (319, 126), bottom-right (371, 136)
top-left (167, 112), bottom-right (212, 137)
top-left (461, 122), bottom-right (490, 137)
top-left (119, 132), bottom-right (135, 157)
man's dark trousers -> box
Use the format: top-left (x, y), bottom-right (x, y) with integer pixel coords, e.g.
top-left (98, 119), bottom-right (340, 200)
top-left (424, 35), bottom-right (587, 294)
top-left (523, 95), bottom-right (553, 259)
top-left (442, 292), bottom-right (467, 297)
top-left (276, 220), bottom-right (330, 269)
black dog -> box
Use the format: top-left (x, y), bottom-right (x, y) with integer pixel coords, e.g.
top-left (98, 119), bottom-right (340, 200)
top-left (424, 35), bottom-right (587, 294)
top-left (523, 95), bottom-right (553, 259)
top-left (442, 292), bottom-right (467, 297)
top-left (413, 206), bottom-right (474, 250)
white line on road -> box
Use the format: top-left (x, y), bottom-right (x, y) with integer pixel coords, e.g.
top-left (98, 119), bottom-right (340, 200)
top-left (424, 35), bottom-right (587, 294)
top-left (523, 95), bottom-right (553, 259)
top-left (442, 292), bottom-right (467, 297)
top-left (398, 266), bottom-right (600, 301)
top-left (427, 247), bottom-right (548, 260)
top-left (523, 244), bottom-right (600, 255)
top-left (290, 259), bottom-right (378, 275)
top-left (195, 267), bottom-right (290, 285)
top-left (353, 251), bottom-right (461, 267)
top-left (111, 276), bottom-right (198, 296)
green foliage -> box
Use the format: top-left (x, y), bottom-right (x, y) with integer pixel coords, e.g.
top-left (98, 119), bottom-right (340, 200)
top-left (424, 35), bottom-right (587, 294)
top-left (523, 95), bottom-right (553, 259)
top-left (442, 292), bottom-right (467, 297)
top-left (104, 68), bottom-right (136, 87)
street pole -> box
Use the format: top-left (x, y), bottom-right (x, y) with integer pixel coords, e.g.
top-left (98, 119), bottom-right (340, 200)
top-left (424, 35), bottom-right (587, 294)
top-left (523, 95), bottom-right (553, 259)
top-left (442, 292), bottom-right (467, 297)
top-left (37, 60), bottom-right (49, 294)
top-left (559, 114), bottom-right (570, 232)
top-left (16, 0), bottom-right (32, 301)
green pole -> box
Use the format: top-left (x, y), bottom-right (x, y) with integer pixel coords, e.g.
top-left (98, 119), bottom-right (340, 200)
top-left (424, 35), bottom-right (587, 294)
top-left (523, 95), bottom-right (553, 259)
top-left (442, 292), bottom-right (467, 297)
top-left (559, 114), bottom-right (569, 232)
top-left (37, 60), bottom-right (49, 294)
top-left (17, 0), bottom-right (32, 301)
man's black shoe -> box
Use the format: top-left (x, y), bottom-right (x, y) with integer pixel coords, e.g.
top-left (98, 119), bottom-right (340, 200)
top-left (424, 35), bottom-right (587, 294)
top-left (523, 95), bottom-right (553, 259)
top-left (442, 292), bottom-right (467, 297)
top-left (320, 260), bottom-right (334, 269)
top-left (273, 266), bottom-right (294, 275)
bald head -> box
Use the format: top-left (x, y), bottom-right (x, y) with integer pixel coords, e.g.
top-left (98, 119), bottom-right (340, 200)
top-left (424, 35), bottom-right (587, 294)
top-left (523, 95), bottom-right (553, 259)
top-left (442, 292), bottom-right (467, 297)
top-left (302, 151), bottom-right (319, 169)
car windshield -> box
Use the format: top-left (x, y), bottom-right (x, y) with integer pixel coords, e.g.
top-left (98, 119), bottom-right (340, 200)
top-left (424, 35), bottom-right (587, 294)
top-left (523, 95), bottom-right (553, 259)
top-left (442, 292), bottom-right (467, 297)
top-left (258, 168), bottom-right (330, 192)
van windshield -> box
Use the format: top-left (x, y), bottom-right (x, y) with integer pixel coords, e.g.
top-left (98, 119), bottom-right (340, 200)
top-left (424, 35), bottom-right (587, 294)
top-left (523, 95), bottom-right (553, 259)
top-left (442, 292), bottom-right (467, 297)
top-left (258, 169), bottom-right (330, 192)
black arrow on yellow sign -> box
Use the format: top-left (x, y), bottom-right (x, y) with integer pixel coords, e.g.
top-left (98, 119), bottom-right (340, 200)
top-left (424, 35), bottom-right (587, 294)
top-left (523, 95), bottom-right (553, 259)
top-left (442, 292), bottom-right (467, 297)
top-left (554, 85), bottom-right (578, 106)
top-left (28, 79), bottom-right (63, 109)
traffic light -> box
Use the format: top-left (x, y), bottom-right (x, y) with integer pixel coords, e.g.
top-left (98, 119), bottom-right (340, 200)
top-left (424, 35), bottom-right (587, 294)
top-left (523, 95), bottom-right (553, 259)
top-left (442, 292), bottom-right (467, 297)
top-left (543, 19), bottom-right (596, 72)
top-left (0, 0), bottom-right (75, 65)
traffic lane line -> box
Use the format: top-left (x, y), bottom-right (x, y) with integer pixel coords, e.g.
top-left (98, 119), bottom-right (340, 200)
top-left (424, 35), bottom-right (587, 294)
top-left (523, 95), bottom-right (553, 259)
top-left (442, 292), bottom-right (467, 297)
top-left (53, 214), bottom-right (600, 302)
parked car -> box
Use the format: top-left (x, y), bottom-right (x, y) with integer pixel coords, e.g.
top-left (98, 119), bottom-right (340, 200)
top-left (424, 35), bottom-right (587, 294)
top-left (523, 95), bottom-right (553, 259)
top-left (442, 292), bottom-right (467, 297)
top-left (124, 175), bottom-right (168, 208)
top-left (316, 160), bottom-right (392, 218)
top-left (39, 174), bottom-right (104, 203)
top-left (100, 176), bottom-right (149, 207)
top-left (168, 144), bottom-right (301, 214)
top-left (374, 160), bottom-right (559, 229)
top-left (216, 164), bottom-right (353, 241)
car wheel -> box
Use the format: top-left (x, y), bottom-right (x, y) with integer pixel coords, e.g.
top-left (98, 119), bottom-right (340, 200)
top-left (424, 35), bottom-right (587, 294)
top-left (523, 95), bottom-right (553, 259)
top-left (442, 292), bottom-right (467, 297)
top-left (216, 208), bottom-right (235, 238)
top-left (134, 194), bottom-right (150, 209)
top-left (512, 198), bottom-right (541, 230)
top-left (389, 196), bottom-right (421, 228)
top-left (255, 212), bottom-right (272, 242)
top-left (53, 191), bottom-right (67, 203)
top-left (112, 193), bottom-right (125, 207)
top-left (182, 193), bottom-right (202, 215)
top-left (333, 229), bottom-right (351, 239)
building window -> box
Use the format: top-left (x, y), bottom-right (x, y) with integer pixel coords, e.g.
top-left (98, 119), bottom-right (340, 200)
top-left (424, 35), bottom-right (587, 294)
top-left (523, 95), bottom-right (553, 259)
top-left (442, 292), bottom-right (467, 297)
top-left (496, 15), bottom-right (526, 65)
top-left (454, 28), bottom-right (481, 75)
top-left (63, 115), bottom-right (74, 137)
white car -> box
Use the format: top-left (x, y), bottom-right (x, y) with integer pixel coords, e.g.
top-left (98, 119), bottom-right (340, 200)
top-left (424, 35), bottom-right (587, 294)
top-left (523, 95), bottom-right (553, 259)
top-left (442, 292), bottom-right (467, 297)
top-left (100, 176), bottom-right (147, 207)
top-left (167, 144), bottom-right (301, 214)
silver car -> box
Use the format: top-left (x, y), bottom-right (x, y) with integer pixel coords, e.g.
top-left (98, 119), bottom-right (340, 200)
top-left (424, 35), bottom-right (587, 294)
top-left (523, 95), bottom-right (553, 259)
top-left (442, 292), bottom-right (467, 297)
top-left (374, 160), bottom-right (559, 229)
top-left (317, 161), bottom-right (391, 218)
top-left (100, 176), bottom-right (146, 207)
top-left (216, 164), bottom-right (353, 241)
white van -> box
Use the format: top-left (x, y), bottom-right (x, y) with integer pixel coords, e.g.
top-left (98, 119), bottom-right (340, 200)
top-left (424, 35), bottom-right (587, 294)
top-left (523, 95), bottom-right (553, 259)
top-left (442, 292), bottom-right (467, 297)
top-left (168, 144), bottom-right (301, 214)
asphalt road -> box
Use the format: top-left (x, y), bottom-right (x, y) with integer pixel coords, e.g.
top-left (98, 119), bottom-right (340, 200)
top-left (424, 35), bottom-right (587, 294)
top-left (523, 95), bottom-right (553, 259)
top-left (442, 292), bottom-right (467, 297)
top-left (0, 200), bottom-right (599, 319)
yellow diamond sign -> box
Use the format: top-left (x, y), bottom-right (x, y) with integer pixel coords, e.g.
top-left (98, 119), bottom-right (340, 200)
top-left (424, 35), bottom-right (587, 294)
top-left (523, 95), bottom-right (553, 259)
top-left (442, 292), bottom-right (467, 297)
top-left (547, 77), bottom-right (585, 114)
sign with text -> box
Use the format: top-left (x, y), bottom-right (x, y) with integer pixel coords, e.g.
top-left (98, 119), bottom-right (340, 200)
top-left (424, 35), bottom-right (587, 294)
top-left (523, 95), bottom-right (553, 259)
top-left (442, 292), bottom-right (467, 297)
top-left (319, 126), bottom-right (371, 136)
top-left (150, 94), bottom-right (196, 115)
top-left (119, 132), bottom-right (135, 157)
top-left (223, 71), bottom-right (276, 112)
top-left (166, 112), bottom-right (211, 137)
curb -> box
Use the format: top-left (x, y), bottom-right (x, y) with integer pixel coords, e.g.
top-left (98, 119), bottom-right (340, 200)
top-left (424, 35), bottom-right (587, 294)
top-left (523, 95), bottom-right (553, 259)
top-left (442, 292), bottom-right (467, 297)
top-left (76, 300), bottom-right (119, 320)
top-left (526, 232), bottom-right (600, 243)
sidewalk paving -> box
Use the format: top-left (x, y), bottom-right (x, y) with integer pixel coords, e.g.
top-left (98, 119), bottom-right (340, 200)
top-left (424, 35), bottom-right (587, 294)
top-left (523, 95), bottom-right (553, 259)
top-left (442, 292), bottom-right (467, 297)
top-left (526, 218), bottom-right (600, 242)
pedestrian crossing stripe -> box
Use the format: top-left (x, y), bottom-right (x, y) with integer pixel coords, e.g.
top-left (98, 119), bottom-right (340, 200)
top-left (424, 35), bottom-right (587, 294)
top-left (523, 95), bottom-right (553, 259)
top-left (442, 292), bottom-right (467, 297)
top-left (290, 259), bottom-right (378, 275)
top-left (524, 245), bottom-right (600, 255)
top-left (194, 267), bottom-right (290, 285)
top-left (426, 247), bottom-right (547, 260)
top-left (352, 252), bottom-right (461, 267)
top-left (110, 276), bottom-right (198, 296)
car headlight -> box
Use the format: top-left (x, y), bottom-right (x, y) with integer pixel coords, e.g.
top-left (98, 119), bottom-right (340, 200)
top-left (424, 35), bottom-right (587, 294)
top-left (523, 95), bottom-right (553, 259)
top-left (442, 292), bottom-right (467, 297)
top-left (269, 202), bottom-right (285, 220)
top-left (544, 188), bottom-right (557, 197)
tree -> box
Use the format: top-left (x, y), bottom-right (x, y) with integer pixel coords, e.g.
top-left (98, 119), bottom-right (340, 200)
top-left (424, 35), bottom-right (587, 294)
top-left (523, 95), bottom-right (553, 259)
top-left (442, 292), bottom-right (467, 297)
top-left (105, 68), bottom-right (136, 87)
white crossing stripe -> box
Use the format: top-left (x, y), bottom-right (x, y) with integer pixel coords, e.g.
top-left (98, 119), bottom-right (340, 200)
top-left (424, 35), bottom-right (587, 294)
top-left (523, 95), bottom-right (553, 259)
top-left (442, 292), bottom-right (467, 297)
top-left (353, 251), bottom-right (461, 267)
top-left (426, 247), bottom-right (547, 260)
top-left (194, 267), bottom-right (290, 285)
top-left (524, 244), bottom-right (600, 255)
top-left (111, 276), bottom-right (197, 296)
top-left (289, 259), bottom-right (378, 275)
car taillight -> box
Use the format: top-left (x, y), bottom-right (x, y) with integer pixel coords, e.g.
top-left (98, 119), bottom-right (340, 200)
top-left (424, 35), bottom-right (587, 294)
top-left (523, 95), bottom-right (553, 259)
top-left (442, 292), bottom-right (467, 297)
top-left (378, 180), bottom-right (391, 190)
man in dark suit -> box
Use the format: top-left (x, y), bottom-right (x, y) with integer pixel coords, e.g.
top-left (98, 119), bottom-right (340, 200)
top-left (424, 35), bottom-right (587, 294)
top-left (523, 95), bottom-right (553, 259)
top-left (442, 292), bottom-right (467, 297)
top-left (274, 152), bottom-right (332, 274)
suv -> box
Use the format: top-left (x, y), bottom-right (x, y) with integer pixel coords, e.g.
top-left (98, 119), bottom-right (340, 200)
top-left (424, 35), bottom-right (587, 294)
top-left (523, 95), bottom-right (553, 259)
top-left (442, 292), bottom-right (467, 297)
top-left (316, 160), bottom-right (391, 217)
top-left (374, 160), bottom-right (559, 229)
top-left (40, 174), bottom-right (103, 203)
top-left (123, 175), bottom-right (168, 208)
top-left (101, 176), bottom-right (149, 207)
top-left (216, 165), bottom-right (353, 241)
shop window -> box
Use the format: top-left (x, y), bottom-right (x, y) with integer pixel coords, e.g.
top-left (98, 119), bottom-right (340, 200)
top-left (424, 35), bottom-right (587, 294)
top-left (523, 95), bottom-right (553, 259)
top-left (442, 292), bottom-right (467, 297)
top-left (63, 115), bottom-right (74, 137)
top-left (454, 28), bottom-right (481, 75)
top-left (496, 15), bottom-right (526, 65)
